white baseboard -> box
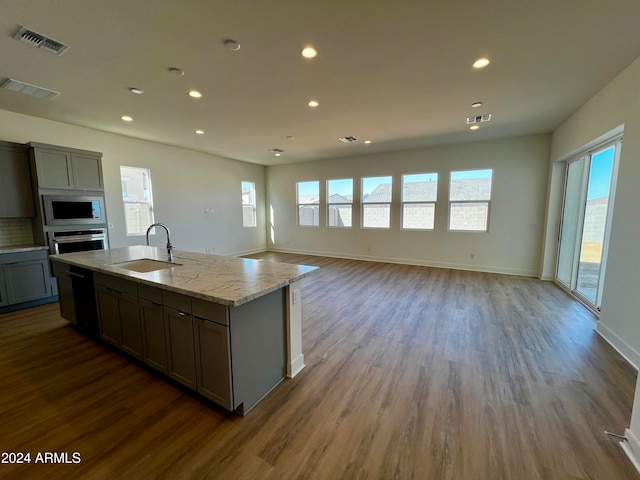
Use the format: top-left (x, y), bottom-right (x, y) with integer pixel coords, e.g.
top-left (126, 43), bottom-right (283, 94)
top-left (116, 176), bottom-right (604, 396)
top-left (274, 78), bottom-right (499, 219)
top-left (228, 246), bottom-right (267, 257)
top-left (622, 429), bottom-right (640, 475)
top-left (267, 246), bottom-right (539, 277)
top-left (288, 354), bottom-right (305, 379)
top-left (596, 321), bottom-right (640, 370)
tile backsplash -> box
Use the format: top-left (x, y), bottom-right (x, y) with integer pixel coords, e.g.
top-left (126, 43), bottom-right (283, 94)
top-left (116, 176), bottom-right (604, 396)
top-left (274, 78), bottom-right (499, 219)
top-left (0, 218), bottom-right (35, 247)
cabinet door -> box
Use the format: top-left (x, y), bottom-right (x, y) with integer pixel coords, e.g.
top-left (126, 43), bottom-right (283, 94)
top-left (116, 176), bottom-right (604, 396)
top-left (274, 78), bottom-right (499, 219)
top-left (34, 148), bottom-right (74, 189)
top-left (119, 293), bottom-right (143, 360)
top-left (56, 272), bottom-right (77, 323)
top-left (4, 260), bottom-right (50, 304)
top-left (72, 153), bottom-right (103, 191)
top-left (140, 299), bottom-right (168, 373)
top-left (194, 318), bottom-right (233, 410)
top-left (95, 285), bottom-right (122, 346)
top-left (164, 307), bottom-right (196, 390)
top-left (0, 269), bottom-right (7, 307)
top-left (0, 144), bottom-right (34, 217)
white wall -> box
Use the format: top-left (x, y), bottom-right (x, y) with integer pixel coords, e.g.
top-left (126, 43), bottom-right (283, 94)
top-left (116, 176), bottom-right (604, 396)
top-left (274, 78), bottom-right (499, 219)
top-left (266, 134), bottom-right (551, 277)
top-left (0, 109), bottom-right (267, 256)
top-left (544, 55), bottom-right (640, 457)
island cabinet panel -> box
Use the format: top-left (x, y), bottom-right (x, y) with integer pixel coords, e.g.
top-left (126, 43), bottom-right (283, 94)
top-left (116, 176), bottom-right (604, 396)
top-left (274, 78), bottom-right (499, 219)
top-left (95, 284), bottom-right (122, 346)
top-left (139, 298), bottom-right (168, 374)
top-left (194, 318), bottom-right (233, 410)
top-left (56, 268), bottom-right (76, 324)
top-left (163, 293), bottom-right (196, 390)
top-left (94, 274), bottom-right (143, 359)
top-left (0, 269), bottom-right (7, 307)
top-left (229, 289), bottom-right (286, 414)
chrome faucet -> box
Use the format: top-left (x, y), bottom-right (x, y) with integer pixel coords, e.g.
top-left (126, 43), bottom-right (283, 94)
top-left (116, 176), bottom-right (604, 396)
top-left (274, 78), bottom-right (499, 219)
top-left (146, 223), bottom-right (174, 262)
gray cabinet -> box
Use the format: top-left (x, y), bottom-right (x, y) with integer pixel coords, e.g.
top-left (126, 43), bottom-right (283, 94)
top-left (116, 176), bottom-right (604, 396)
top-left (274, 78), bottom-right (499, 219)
top-left (0, 250), bottom-right (53, 308)
top-left (194, 318), bottom-right (232, 409)
top-left (0, 269), bottom-right (7, 307)
top-left (56, 265), bottom-right (76, 324)
top-left (164, 306), bottom-right (196, 390)
top-left (94, 274), bottom-right (143, 360)
top-left (30, 144), bottom-right (103, 191)
top-left (140, 298), bottom-right (168, 373)
top-left (0, 142), bottom-right (34, 217)
top-left (5, 260), bottom-right (50, 304)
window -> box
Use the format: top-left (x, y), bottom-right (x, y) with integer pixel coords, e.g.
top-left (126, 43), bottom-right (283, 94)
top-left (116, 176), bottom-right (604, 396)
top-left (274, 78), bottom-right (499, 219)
top-left (327, 179), bottom-right (353, 227)
top-left (297, 181), bottom-right (320, 226)
top-left (402, 173), bottom-right (438, 229)
top-left (120, 166), bottom-right (154, 236)
top-left (448, 169), bottom-right (492, 231)
top-left (362, 176), bottom-right (392, 228)
top-left (241, 181), bottom-right (257, 227)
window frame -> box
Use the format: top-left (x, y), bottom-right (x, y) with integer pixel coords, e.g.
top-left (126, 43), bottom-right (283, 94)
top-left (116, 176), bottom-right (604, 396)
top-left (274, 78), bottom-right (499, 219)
top-left (120, 165), bottom-right (155, 237)
top-left (296, 180), bottom-right (320, 227)
top-left (241, 181), bottom-right (257, 228)
top-left (401, 172), bottom-right (438, 231)
top-left (447, 169), bottom-right (493, 232)
top-left (327, 178), bottom-right (353, 228)
top-left (361, 175), bottom-right (392, 229)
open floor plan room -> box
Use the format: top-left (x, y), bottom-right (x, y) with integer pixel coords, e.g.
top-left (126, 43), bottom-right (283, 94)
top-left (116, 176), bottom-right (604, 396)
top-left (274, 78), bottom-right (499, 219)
top-left (0, 253), bottom-right (637, 479)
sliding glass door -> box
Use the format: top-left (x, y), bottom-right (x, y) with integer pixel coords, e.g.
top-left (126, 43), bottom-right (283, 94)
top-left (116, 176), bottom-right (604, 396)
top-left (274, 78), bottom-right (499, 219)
top-left (556, 139), bottom-right (620, 312)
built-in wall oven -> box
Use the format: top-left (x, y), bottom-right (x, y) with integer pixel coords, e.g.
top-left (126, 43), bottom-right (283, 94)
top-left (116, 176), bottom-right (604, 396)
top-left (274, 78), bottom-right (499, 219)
top-left (43, 195), bottom-right (105, 226)
top-left (48, 228), bottom-right (108, 255)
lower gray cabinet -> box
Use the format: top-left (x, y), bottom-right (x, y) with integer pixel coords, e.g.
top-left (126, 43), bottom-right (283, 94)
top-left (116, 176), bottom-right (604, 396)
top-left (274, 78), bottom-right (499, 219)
top-left (95, 276), bottom-right (143, 360)
top-left (164, 306), bottom-right (196, 390)
top-left (0, 269), bottom-right (7, 307)
top-left (56, 266), bottom-right (76, 323)
top-left (194, 318), bottom-right (233, 410)
top-left (139, 298), bottom-right (168, 373)
top-left (4, 259), bottom-right (50, 304)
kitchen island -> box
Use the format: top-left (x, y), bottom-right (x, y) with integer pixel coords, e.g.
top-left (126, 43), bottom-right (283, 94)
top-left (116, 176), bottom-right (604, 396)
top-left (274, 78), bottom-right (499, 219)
top-left (50, 245), bottom-right (318, 414)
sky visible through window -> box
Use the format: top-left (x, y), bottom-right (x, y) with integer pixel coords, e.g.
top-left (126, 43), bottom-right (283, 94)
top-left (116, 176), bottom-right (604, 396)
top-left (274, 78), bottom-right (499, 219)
top-left (588, 146), bottom-right (614, 199)
top-left (327, 178), bottom-right (353, 197)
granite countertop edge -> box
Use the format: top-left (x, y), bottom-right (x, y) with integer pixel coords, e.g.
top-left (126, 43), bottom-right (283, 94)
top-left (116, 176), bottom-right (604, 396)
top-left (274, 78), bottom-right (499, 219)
top-left (0, 245), bottom-right (49, 254)
top-left (49, 246), bottom-right (318, 307)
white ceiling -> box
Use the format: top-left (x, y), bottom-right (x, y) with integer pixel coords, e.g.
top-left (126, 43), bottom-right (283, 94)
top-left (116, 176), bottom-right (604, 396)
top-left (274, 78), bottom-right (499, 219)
top-left (1, 0), bottom-right (640, 166)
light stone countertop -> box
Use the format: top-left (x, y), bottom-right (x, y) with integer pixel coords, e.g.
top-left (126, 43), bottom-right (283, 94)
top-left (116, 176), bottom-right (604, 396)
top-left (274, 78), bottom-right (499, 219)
top-left (0, 245), bottom-right (49, 254)
top-left (49, 245), bottom-right (318, 307)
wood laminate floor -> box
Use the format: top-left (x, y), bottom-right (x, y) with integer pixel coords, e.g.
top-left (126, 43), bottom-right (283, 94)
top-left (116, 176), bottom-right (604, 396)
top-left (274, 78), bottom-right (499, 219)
top-left (0, 253), bottom-right (637, 479)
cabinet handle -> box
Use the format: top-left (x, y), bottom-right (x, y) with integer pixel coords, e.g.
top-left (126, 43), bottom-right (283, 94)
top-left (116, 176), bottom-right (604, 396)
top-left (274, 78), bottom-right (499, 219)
top-left (178, 311), bottom-right (187, 316)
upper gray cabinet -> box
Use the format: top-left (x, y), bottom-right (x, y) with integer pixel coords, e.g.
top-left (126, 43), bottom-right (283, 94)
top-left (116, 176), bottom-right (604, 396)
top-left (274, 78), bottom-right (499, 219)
top-left (0, 141), bottom-right (34, 217)
top-left (29, 143), bottom-right (103, 191)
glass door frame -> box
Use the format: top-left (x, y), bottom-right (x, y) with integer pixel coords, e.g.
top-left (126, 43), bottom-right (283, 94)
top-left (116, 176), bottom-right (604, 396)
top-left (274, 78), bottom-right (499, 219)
top-left (554, 136), bottom-right (622, 315)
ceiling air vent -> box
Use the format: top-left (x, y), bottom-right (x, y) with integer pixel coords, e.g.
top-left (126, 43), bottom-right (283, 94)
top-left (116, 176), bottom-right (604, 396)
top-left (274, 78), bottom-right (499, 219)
top-left (14, 26), bottom-right (70, 55)
top-left (466, 113), bottom-right (492, 124)
top-left (338, 136), bottom-right (358, 143)
top-left (1, 78), bottom-right (60, 100)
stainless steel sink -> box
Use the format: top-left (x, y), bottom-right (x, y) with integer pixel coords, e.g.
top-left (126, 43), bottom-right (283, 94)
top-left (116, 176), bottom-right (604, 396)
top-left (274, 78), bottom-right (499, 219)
top-left (110, 258), bottom-right (181, 273)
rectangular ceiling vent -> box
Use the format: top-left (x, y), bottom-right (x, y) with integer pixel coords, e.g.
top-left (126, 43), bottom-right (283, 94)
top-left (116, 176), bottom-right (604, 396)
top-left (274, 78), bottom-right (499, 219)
top-left (1, 78), bottom-right (60, 100)
top-left (466, 113), bottom-right (492, 125)
top-left (14, 26), bottom-right (70, 55)
top-left (338, 136), bottom-right (358, 143)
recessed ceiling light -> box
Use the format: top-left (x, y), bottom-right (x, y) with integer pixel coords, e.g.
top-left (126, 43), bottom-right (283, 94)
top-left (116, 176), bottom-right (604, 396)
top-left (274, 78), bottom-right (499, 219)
top-left (473, 58), bottom-right (490, 69)
top-left (471, 101), bottom-right (483, 108)
top-left (364, 140), bottom-right (372, 144)
top-left (129, 87), bottom-right (144, 95)
top-left (189, 90), bottom-right (202, 98)
top-left (275, 153), bottom-right (281, 157)
top-left (223, 38), bottom-right (240, 51)
top-left (308, 100), bottom-right (319, 107)
top-left (470, 125), bottom-right (480, 130)
top-left (168, 67), bottom-right (184, 76)
top-left (195, 129), bottom-right (204, 135)
top-left (121, 115), bottom-right (133, 122)
top-left (301, 46), bottom-right (317, 59)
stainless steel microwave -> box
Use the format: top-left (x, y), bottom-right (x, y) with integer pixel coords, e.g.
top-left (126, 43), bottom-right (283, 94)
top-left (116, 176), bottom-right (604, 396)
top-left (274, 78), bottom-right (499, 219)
top-left (43, 195), bottom-right (105, 225)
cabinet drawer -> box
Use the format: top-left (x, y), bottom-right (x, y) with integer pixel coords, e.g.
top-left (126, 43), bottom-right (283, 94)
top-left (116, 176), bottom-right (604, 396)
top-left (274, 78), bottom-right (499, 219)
top-left (192, 297), bottom-right (229, 326)
top-left (138, 283), bottom-right (162, 304)
top-left (94, 272), bottom-right (138, 296)
top-left (162, 290), bottom-right (191, 313)
top-left (0, 249), bottom-right (48, 264)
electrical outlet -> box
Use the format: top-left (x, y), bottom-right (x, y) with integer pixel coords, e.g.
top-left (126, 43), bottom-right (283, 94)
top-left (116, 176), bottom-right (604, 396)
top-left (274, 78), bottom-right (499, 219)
top-left (292, 289), bottom-right (300, 305)
top-left (470, 253), bottom-right (475, 259)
